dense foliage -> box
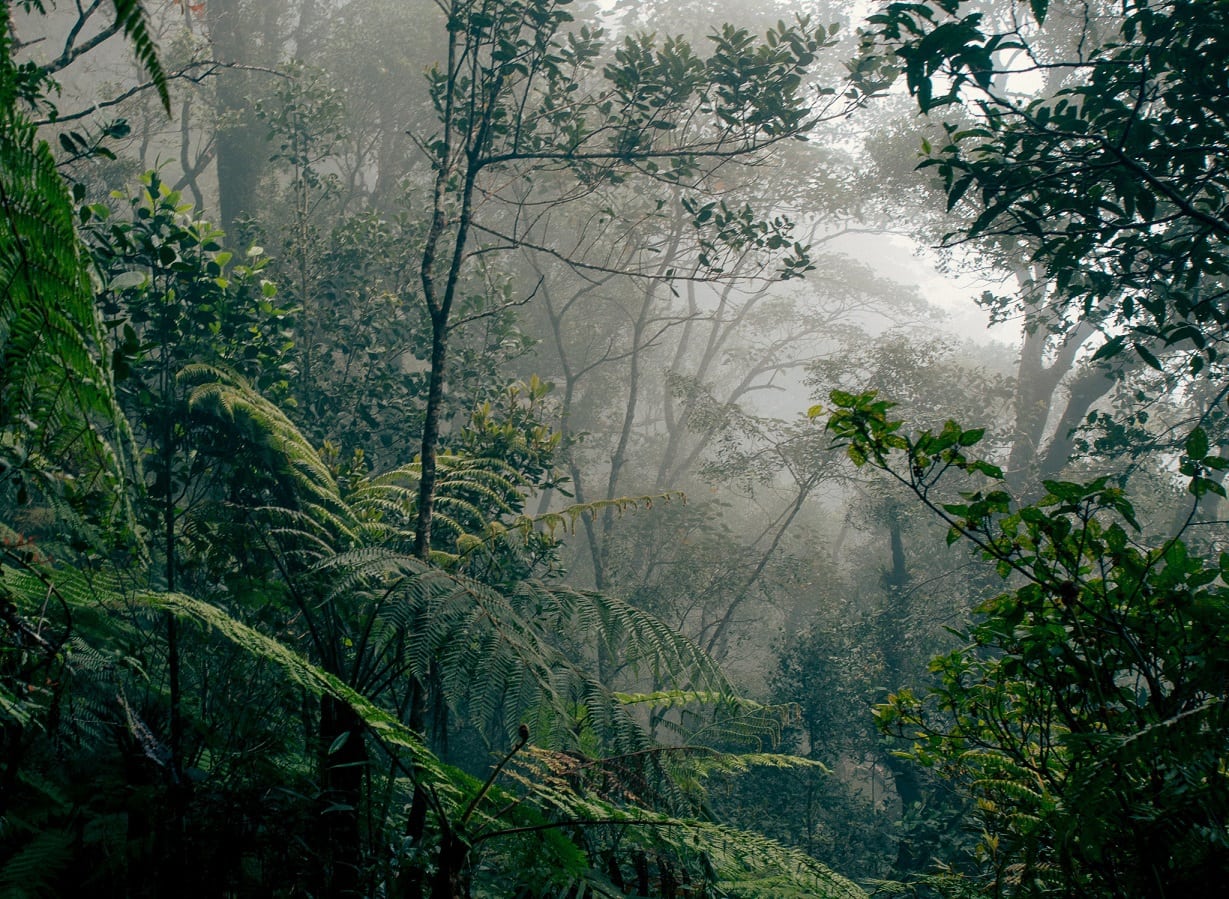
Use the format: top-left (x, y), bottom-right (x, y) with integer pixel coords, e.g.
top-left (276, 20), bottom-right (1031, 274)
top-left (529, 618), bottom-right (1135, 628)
top-left (1, 1), bottom-right (868, 897)
top-left (826, 390), bottom-right (1229, 896)
top-left (872, 0), bottom-right (1229, 371)
top-left (5, 0), bottom-right (1229, 896)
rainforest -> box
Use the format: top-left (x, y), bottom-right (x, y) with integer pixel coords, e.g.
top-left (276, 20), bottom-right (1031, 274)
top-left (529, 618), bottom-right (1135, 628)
top-left (2, 0), bottom-right (1228, 896)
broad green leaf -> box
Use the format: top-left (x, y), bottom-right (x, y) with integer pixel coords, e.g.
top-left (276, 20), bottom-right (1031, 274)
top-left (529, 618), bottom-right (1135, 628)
top-left (1186, 427), bottom-right (1209, 462)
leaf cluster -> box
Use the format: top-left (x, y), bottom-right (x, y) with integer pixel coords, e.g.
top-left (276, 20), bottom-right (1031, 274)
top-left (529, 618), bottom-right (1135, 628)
top-left (823, 390), bottom-right (1229, 896)
top-left (869, 0), bottom-right (1229, 376)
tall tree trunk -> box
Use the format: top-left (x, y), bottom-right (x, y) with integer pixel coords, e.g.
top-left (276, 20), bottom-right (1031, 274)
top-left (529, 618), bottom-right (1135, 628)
top-left (876, 514), bottom-right (926, 875)
top-left (205, 0), bottom-right (270, 230)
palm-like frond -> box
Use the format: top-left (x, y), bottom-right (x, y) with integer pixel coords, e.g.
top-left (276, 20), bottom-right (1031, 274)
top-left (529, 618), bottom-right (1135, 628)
top-left (0, 96), bottom-right (129, 511)
top-left (348, 454), bottom-right (531, 558)
top-left (615, 690), bottom-right (815, 761)
top-left (328, 548), bottom-right (732, 751)
top-left (143, 589), bottom-right (452, 780)
top-left (0, 551), bottom-right (467, 797)
top-left (183, 364), bottom-right (360, 550)
top-left (494, 751), bottom-right (867, 899)
top-left (0, 816), bottom-right (73, 897)
top-left (107, 0), bottom-right (168, 110)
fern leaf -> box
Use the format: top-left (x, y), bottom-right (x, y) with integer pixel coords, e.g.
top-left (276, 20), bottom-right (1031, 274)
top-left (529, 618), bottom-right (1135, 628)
top-left (0, 94), bottom-right (131, 517)
top-left (107, 0), bottom-right (169, 111)
top-left (142, 589), bottom-right (453, 783)
top-left (0, 828), bottom-right (73, 897)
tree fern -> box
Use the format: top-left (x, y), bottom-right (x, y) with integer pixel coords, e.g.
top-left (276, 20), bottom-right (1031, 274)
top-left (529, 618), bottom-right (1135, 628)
top-left (183, 363), bottom-right (360, 547)
top-left (171, 366), bottom-right (868, 895)
top-left (0, 104), bottom-right (126, 496)
top-left (316, 546), bottom-right (736, 756)
top-left (493, 751), bottom-right (867, 899)
top-left (1, 4), bottom-right (135, 534)
top-left (183, 369), bottom-right (734, 751)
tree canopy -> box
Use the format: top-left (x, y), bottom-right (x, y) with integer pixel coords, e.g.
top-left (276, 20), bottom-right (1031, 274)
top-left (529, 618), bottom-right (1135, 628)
top-left (5, 0), bottom-right (1229, 896)
top-left (872, 0), bottom-right (1229, 372)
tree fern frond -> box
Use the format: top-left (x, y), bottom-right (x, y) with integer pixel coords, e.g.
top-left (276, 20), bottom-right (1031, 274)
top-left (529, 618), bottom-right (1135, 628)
top-left (313, 544), bottom-right (433, 584)
top-left (141, 589), bottom-right (453, 784)
top-left (506, 492), bottom-right (686, 540)
top-left (183, 366), bottom-right (359, 546)
top-left (106, 0), bottom-right (169, 111)
top-left (497, 753), bottom-right (867, 899)
top-left (349, 455), bottom-right (529, 552)
top-left (0, 98), bottom-right (132, 523)
top-left (0, 827), bottom-right (73, 898)
top-left (0, 683), bottom-right (37, 727)
top-left (312, 537), bottom-right (733, 769)
top-left (614, 690), bottom-right (799, 753)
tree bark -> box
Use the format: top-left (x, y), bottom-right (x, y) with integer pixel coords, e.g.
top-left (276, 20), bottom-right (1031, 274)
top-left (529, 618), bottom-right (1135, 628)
top-left (319, 694), bottom-right (369, 898)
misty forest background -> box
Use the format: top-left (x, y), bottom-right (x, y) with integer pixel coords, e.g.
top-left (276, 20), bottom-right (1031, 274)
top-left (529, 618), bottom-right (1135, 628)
top-left (4, 0), bottom-right (1229, 896)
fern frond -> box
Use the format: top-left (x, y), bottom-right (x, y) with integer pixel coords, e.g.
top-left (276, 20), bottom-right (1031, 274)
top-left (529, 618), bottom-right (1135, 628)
top-left (0, 828), bottom-right (73, 898)
top-left (349, 455), bottom-right (529, 553)
top-left (682, 749), bottom-right (831, 778)
top-left (0, 98), bottom-right (132, 522)
top-left (507, 492), bottom-right (685, 540)
top-left (107, 0), bottom-right (169, 111)
top-left (370, 565), bottom-right (730, 750)
top-left (0, 683), bottom-right (36, 727)
top-left (141, 589), bottom-right (454, 786)
top-left (183, 366), bottom-right (359, 547)
top-left (497, 752), bottom-right (867, 899)
top-left (310, 534), bottom-right (737, 792)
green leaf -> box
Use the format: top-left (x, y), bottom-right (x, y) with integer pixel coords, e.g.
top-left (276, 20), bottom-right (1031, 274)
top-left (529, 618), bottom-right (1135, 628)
top-left (328, 731), bottom-right (351, 755)
top-left (947, 175), bottom-right (974, 211)
top-left (1091, 335), bottom-right (1126, 362)
top-left (971, 460), bottom-right (1005, 479)
top-left (108, 270), bottom-right (147, 290)
top-left (958, 427), bottom-right (985, 447)
top-left (1134, 342), bottom-right (1163, 370)
top-left (109, 0), bottom-right (170, 111)
top-left (1186, 427), bottom-right (1210, 462)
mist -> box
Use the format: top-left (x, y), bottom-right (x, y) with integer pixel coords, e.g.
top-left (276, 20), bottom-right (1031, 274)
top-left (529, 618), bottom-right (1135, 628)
top-left (4, 0), bottom-right (1227, 895)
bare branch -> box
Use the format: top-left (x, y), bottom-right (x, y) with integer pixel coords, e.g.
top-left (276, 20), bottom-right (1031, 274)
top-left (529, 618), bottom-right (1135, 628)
top-left (41, 0), bottom-right (115, 76)
top-left (448, 276), bottom-right (543, 331)
top-left (37, 60), bottom-right (288, 126)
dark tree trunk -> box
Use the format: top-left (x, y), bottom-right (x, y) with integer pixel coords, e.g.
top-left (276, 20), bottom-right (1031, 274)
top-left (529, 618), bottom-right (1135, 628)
top-left (430, 829), bottom-right (471, 899)
top-left (319, 694), bottom-right (369, 898)
top-left (205, 0), bottom-right (270, 231)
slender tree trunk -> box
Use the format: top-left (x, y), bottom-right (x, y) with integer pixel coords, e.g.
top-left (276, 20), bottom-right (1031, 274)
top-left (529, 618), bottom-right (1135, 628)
top-left (413, 314), bottom-right (450, 559)
top-left (158, 331), bottom-right (187, 894)
top-left (595, 284), bottom-right (653, 587)
top-left (705, 476), bottom-right (815, 658)
top-left (876, 513), bottom-right (928, 875)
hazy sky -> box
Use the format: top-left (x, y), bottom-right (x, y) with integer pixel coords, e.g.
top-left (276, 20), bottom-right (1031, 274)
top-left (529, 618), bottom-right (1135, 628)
top-left (832, 232), bottom-right (1008, 342)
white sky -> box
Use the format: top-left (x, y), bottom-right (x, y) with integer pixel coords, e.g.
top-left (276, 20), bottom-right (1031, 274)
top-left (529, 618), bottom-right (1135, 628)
top-left (832, 231), bottom-right (1012, 344)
